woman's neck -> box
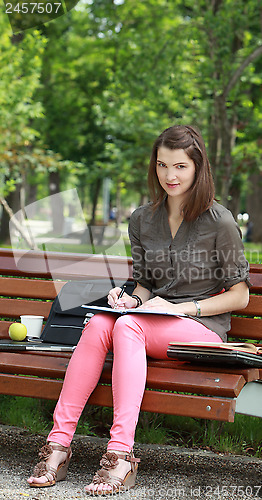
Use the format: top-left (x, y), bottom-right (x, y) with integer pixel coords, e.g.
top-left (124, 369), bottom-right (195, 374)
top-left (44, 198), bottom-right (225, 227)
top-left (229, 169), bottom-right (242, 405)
top-left (166, 196), bottom-right (184, 220)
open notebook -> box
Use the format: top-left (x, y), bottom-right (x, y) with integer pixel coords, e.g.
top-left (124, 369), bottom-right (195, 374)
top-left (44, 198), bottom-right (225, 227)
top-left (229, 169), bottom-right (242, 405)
top-left (167, 342), bottom-right (262, 368)
top-left (81, 304), bottom-right (187, 317)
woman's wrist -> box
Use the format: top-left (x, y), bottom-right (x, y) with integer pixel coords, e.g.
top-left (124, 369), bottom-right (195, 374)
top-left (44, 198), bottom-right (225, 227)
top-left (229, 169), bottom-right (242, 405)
top-left (171, 300), bottom-right (201, 316)
top-left (132, 294), bottom-right (143, 308)
top-left (192, 300), bottom-right (201, 317)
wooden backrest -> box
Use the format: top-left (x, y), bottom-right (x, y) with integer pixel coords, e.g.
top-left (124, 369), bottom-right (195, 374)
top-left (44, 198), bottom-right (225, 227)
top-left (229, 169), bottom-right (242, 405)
top-left (229, 265), bottom-right (262, 341)
top-left (0, 249), bottom-right (261, 341)
top-left (0, 248), bottom-right (132, 338)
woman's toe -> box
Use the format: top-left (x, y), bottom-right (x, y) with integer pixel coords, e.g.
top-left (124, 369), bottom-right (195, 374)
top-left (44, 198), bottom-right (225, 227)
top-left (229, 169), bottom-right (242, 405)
top-left (27, 475), bottom-right (47, 485)
top-left (84, 482), bottom-right (96, 492)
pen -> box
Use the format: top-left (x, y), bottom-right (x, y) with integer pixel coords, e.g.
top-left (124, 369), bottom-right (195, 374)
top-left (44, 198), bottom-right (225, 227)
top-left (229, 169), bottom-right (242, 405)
top-left (114, 285), bottom-right (126, 309)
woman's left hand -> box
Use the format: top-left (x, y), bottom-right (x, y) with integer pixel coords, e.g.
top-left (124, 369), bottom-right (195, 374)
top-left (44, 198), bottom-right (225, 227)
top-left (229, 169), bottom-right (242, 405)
top-left (138, 296), bottom-right (183, 314)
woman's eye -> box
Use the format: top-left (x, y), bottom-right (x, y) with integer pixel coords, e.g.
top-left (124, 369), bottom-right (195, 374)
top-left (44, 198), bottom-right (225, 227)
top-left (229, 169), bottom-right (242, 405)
top-left (157, 162), bottom-right (166, 168)
top-left (177, 164), bottom-right (186, 169)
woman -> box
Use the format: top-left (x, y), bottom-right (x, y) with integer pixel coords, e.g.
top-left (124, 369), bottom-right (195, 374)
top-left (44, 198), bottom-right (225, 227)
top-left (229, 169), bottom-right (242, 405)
top-left (27, 125), bottom-right (250, 495)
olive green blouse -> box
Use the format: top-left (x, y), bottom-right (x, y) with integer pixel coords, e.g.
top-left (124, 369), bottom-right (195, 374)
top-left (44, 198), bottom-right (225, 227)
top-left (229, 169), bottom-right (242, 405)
top-left (128, 199), bottom-right (251, 341)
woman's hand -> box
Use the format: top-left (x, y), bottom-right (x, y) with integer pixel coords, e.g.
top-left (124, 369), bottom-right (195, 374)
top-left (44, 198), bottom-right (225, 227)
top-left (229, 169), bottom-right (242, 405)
top-left (107, 287), bottom-right (137, 310)
top-left (138, 296), bottom-right (184, 314)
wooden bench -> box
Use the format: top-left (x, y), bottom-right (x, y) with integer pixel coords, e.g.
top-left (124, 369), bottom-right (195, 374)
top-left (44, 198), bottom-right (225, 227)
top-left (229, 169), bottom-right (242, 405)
top-left (0, 248), bottom-right (262, 423)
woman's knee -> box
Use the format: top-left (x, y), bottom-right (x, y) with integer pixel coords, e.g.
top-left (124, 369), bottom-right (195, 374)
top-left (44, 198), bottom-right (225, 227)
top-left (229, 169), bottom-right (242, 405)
top-left (112, 315), bottom-right (145, 342)
top-left (80, 313), bottom-right (115, 347)
top-left (82, 313), bottom-right (115, 333)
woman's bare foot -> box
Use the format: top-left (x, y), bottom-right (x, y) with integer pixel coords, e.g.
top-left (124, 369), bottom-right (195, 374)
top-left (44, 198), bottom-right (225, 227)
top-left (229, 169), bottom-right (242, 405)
top-left (27, 442), bottom-right (69, 486)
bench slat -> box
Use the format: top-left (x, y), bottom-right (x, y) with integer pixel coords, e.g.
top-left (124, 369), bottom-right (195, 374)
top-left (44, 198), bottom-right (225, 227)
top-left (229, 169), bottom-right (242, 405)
top-left (140, 389), bottom-right (236, 421)
top-left (0, 249), bottom-right (133, 280)
top-left (0, 247), bottom-right (261, 285)
top-left (0, 352), bottom-right (246, 398)
top-left (0, 277), bottom-right (65, 299)
top-left (249, 273), bottom-right (262, 294)
top-left (234, 295), bottom-right (262, 317)
top-left (0, 373), bottom-right (236, 422)
top-left (145, 366), bottom-right (245, 397)
top-left (102, 362), bottom-right (246, 398)
top-left (229, 316), bottom-right (262, 340)
top-left (0, 322), bottom-right (15, 337)
top-left (0, 298), bottom-right (51, 319)
top-left (0, 352), bottom-right (69, 378)
top-left (148, 359), bottom-right (260, 384)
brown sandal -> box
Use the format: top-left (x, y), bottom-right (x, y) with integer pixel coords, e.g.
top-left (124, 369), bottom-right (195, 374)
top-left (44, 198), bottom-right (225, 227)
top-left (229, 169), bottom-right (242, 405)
top-left (29, 442), bottom-right (72, 488)
top-left (85, 450), bottom-right (140, 496)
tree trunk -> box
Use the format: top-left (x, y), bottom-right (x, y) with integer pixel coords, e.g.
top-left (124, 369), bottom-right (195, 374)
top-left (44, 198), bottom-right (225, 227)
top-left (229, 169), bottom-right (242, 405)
top-left (208, 102), bottom-right (220, 189)
top-left (228, 182), bottom-right (241, 221)
top-left (49, 171), bottom-right (64, 234)
top-left (116, 179), bottom-right (122, 228)
top-left (0, 185), bottom-right (21, 244)
top-left (217, 96), bottom-right (234, 206)
top-left (89, 178), bottom-right (102, 225)
top-left (246, 172), bottom-right (262, 243)
top-left (0, 196), bottom-right (38, 249)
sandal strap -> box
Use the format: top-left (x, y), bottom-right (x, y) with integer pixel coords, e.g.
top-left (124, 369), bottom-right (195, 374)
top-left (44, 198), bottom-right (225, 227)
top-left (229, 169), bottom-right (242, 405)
top-left (117, 453), bottom-right (141, 464)
top-left (47, 442), bottom-right (69, 452)
top-left (90, 450), bottom-right (140, 493)
top-left (33, 442), bottom-right (70, 482)
top-left (38, 442), bottom-right (68, 462)
top-left (33, 461), bottom-right (57, 480)
top-left (44, 466), bottom-right (57, 482)
top-left (100, 451), bottom-right (140, 475)
top-left (93, 468), bottom-right (125, 489)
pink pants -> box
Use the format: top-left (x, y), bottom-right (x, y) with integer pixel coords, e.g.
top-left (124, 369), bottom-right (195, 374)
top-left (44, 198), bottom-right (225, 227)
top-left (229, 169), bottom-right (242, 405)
top-left (47, 313), bottom-right (220, 452)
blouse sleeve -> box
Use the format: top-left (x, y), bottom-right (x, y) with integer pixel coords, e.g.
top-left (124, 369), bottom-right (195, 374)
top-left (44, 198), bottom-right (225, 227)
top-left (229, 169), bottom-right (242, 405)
top-left (128, 209), bottom-right (153, 292)
top-left (215, 209), bottom-right (252, 291)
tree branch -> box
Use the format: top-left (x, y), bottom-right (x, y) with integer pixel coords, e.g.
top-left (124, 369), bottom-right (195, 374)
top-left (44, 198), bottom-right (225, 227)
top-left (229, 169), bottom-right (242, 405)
top-left (223, 44), bottom-right (262, 99)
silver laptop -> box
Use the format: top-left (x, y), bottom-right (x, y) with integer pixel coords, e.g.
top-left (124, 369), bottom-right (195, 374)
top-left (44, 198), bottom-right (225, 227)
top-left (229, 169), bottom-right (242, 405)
top-left (0, 338), bottom-right (75, 352)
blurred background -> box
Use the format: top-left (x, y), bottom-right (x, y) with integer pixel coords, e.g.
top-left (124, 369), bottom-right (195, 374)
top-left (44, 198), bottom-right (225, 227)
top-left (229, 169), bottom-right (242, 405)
top-left (0, 0), bottom-right (261, 262)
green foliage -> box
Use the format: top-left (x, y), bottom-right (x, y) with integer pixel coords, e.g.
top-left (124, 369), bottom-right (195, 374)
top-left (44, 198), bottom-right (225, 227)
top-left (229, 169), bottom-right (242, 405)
top-left (0, 19), bottom-right (45, 152)
top-left (0, 0), bottom-right (261, 230)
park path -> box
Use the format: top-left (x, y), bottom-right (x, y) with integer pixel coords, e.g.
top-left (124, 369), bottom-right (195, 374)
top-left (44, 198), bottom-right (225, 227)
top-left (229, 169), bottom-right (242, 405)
top-left (0, 425), bottom-right (261, 499)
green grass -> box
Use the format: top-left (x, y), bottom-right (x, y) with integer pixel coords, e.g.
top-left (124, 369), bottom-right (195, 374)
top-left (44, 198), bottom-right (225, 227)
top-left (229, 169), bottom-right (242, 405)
top-left (135, 412), bottom-right (262, 457)
top-left (244, 243), bottom-right (262, 264)
top-left (0, 395), bottom-right (52, 434)
top-left (0, 395), bottom-right (261, 457)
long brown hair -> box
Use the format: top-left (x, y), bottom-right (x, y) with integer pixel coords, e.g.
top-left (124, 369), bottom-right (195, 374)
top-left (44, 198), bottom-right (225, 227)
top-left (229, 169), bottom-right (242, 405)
top-left (148, 125), bottom-right (215, 221)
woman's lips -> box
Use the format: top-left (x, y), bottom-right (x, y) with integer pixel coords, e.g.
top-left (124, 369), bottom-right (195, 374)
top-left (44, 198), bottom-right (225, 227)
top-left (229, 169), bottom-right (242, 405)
top-left (166, 183), bottom-right (179, 188)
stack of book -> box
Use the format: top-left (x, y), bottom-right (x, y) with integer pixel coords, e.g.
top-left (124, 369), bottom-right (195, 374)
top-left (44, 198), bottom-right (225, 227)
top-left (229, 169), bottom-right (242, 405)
top-left (167, 342), bottom-right (262, 367)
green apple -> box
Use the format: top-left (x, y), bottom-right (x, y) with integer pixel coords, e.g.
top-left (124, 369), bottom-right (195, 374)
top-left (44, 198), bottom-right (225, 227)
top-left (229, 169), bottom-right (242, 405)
top-left (9, 322), bottom-right (27, 341)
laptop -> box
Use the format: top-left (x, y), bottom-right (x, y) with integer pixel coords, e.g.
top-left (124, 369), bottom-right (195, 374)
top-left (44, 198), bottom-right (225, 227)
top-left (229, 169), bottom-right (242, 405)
top-left (167, 344), bottom-right (262, 368)
top-left (0, 338), bottom-right (75, 352)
